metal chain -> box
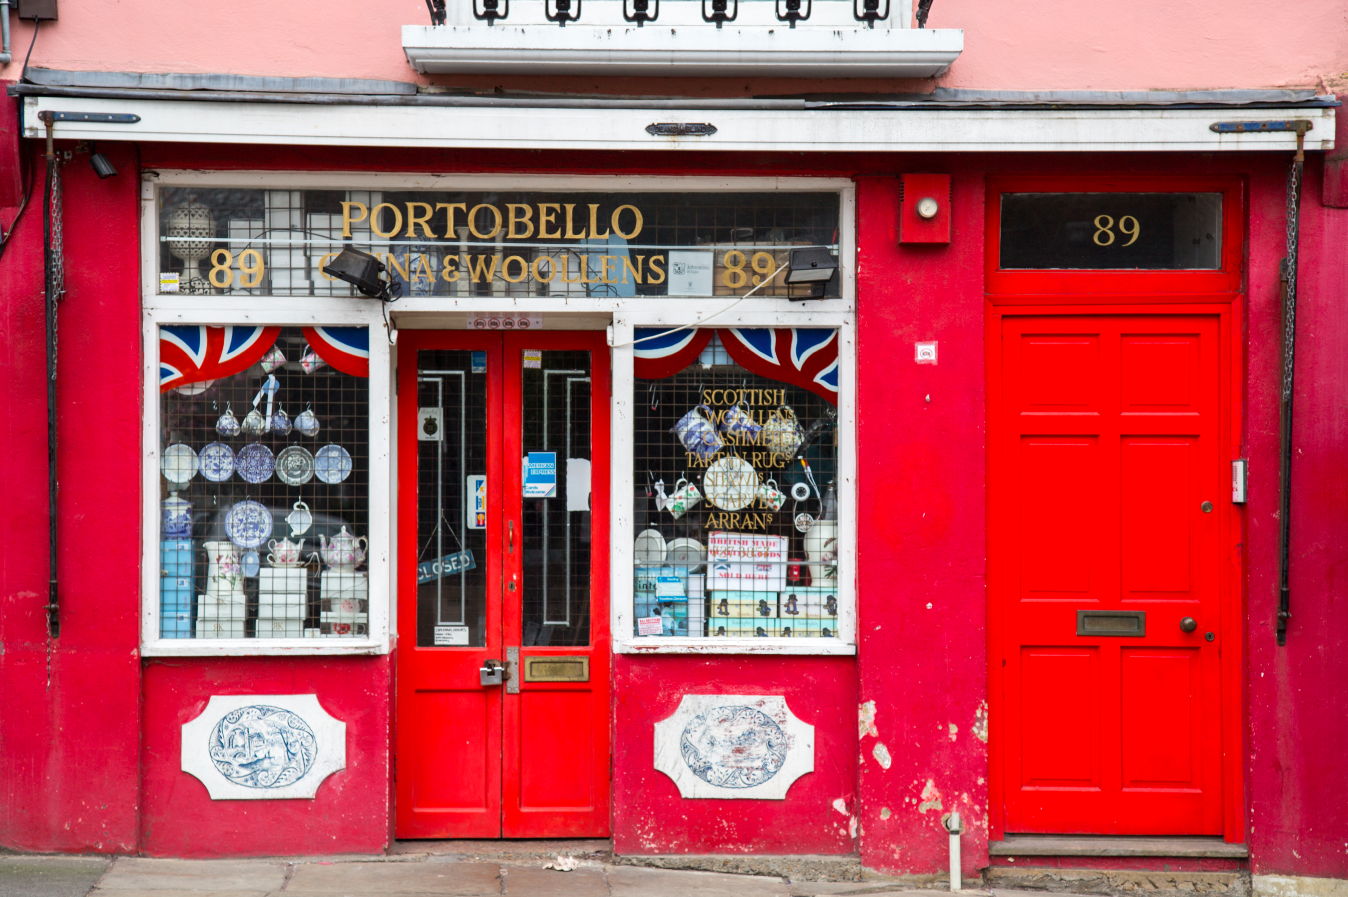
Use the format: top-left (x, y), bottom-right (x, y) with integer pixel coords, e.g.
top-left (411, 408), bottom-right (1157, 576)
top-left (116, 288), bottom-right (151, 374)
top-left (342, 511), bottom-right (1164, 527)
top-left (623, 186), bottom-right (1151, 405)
top-left (1282, 157), bottom-right (1301, 401)
top-left (49, 157), bottom-right (65, 302)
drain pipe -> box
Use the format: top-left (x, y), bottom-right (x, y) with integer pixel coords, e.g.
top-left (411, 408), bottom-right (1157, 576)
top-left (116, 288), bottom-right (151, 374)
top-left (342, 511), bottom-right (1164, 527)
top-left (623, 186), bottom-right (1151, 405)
top-left (1, 0), bottom-right (12, 65)
top-left (943, 812), bottom-right (963, 891)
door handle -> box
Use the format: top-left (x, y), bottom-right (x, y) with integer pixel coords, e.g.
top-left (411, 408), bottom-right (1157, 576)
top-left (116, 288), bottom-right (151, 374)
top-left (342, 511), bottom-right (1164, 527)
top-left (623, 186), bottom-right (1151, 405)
top-left (1180, 616), bottom-right (1198, 633)
top-left (508, 520), bottom-right (514, 554)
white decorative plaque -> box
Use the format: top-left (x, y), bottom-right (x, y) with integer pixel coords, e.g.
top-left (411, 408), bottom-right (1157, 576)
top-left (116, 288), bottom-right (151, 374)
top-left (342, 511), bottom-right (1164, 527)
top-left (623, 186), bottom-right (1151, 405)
top-left (181, 694), bottom-right (346, 800)
top-left (654, 695), bottom-right (814, 800)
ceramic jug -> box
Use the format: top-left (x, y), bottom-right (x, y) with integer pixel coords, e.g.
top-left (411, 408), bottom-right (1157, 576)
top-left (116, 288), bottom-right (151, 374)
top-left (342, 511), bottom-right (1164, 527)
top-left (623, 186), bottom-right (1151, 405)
top-left (319, 526), bottom-right (368, 570)
top-left (203, 540), bottom-right (246, 601)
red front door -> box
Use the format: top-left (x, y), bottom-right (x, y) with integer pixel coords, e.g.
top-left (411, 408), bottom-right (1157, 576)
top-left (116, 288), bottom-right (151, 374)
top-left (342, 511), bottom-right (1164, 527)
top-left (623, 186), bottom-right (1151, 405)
top-left (395, 330), bottom-right (611, 839)
top-left (991, 313), bottom-right (1226, 835)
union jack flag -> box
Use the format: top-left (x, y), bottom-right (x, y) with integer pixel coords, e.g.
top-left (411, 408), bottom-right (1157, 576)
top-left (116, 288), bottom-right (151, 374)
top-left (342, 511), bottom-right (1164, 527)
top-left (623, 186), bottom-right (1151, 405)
top-left (719, 328), bottom-right (838, 404)
top-left (301, 326), bottom-right (370, 378)
top-left (633, 328), bottom-right (713, 380)
top-left (159, 325), bottom-right (282, 393)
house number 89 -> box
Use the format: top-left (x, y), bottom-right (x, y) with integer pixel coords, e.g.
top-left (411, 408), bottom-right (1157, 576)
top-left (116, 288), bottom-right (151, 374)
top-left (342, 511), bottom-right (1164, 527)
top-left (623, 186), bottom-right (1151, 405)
top-left (209, 249), bottom-right (267, 288)
top-left (1093, 215), bottom-right (1141, 247)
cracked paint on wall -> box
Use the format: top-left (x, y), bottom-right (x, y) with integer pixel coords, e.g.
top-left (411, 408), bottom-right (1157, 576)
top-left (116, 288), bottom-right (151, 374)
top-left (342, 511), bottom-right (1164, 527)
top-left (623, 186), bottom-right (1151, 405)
top-left (947, 723), bottom-right (958, 742)
top-left (859, 701), bottom-right (878, 739)
top-left (918, 779), bottom-right (943, 814)
top-left (872, 742), bottom-right (892, 769)
top-left (973, 701), bottom-right (988, 743)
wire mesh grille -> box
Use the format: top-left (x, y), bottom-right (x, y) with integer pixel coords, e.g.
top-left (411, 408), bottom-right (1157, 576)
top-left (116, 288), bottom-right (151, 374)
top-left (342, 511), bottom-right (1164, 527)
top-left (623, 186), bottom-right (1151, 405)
top-left (521, 350), bottom-right (593, 647)
top-left (415, 351), bottom-right (490, 647)
top-left (158, 327), bottom-right (370, 639)
top-left (634, 333), bottom-right (840, 639)
top-left (157, 187), bottom-right (840, 300)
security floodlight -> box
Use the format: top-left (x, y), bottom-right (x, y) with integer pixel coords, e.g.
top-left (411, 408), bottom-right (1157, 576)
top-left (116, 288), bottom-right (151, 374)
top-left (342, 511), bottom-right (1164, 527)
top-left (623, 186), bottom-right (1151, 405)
top-left (322, 248), bottom-right (399, 301)
top-left (785, 247), bottom-right (837, 300)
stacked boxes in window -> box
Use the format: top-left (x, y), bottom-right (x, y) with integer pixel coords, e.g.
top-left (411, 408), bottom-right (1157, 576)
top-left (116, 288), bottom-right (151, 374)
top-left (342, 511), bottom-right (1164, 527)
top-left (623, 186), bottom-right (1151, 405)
top-left (320, 570), bottom-right (368, 637)
top-left (708, 590), bottom-right (778, 637)
top-left (257, 568), bottom-right (307, 638)
top-left (778, 586), bottom-right (840, 638)
top-left (160, 540), bottom-right (194, 638)
top-left (635, 565), bottom-right (705, 636)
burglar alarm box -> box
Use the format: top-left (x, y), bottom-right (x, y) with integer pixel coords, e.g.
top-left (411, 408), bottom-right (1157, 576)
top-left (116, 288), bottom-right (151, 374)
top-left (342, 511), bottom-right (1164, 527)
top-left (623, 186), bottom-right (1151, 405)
top-left (900, 174), bottom-right (952, 244)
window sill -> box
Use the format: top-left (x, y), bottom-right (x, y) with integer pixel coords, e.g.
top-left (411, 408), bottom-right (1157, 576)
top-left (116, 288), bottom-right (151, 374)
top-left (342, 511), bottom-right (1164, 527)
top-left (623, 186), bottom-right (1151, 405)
top-left (140, 639), bottom-right (389, 658)
top-left (614, 637), bottom-right (855, 656)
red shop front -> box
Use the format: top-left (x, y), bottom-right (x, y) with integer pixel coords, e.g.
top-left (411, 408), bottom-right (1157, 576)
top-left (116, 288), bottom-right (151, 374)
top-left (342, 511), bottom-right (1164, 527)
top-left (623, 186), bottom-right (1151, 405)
top-left (2, 87), bottom-right (1345, 883)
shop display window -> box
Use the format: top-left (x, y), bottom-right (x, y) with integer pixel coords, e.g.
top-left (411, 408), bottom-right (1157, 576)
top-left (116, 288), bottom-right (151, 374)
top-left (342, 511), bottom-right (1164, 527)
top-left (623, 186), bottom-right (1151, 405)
top-left (156, 186), bottom-right (840, 301)
top-left (157, 325), bottom-right (371, 640)
top-left (632, 329), bottom-right (841, 640)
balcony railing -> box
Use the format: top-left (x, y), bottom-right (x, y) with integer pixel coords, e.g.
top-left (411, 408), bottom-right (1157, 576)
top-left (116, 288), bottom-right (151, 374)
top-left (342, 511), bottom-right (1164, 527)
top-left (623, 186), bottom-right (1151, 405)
top-left (404, 0), bottom-right (962, 77)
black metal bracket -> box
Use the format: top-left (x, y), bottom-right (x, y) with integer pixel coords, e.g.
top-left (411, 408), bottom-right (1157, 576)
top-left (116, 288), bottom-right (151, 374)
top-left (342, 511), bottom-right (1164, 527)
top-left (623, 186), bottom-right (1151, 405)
top-left (473, 0), bottom-right (508, 25)
top-left (701, 0), bottom-right (737, 29)
top-left (425, 0), bottom-right (447, 23)
top-left (645, 123), bottom-right (718, 137)
top-left (37, 111), bottom-right (141, 124)
top-left (915, 0), bottom-right (933, 27)
top-left (545, 0), bottom-right (581, 26)
top-left (775, 0), bottom-right (810, 28)
top-left (852, 0), bottom-right (888, 28)
top-left (623, 0), bottom-right (658, 26)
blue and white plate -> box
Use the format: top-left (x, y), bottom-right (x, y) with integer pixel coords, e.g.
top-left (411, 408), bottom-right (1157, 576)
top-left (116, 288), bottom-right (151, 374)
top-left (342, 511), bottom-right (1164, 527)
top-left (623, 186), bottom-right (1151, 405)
top-left (314, 444), bottom-right (353, 484)
top-left (160, 443), bottom-right (198, 485)
top-left (276, 445), bottom-right (314, 487)
top-left (224, 500), bottom-right (273, 550)
top-left (199, 442), bottom-right (235, 483)
top-left (236, 443), bottom-right (275, 484)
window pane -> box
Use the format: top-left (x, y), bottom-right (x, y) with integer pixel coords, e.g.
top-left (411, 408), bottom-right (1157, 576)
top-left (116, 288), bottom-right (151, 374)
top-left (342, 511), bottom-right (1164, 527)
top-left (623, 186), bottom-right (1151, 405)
top-left (157, 187), bottom-right (840, 300)
top-left (520, 351), bottom-right (593, 647)
top-left (158, 326), bottom-right (370, 639)
top-left (1000, 193), bottom-right (1222, 270)
top-left (633, 331), bottom-right (841, 639)
top-left (415, 350), bottom-right (490, 648)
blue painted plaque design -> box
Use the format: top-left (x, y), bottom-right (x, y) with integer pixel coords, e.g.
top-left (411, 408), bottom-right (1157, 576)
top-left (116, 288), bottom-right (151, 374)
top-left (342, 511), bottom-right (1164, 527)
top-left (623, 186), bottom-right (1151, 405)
top-left (209, 705), bottom-right (317, 789)
top-left (679, 705), bottom-right (788, 788)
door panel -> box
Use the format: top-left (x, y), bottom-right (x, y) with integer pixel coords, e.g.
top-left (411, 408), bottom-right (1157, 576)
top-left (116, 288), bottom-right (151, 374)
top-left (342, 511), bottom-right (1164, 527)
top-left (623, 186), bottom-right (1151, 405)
top-left (502, 335), bottom-right (610, 837)
top-left (396, 331), bottom-right (609, 840)
top-left (995, 314), bottom-right (1224, 836)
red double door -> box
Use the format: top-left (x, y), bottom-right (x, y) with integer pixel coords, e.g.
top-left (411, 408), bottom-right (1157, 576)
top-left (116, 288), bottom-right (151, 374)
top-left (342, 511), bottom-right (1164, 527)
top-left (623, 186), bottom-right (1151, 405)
top-left (992, 313), bottom-right (1230, 835)
top-left (395, 331), bottom-right (611, 839)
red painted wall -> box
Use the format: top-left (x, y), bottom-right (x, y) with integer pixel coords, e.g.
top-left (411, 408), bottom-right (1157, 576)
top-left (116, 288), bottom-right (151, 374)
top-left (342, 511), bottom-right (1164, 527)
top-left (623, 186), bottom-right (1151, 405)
top-left (139, 657), bottom-right (391, 856)
top-left (1, 138), bottom-right (1346, 880)
top-left (0, 139), bottom-right (143, 854)
top-left (854, 170), bottom-right (991, 877)
top-left (612, 656), bottom-right (859, 855)
top-left (1245, 157), bottom-right (1348, 879)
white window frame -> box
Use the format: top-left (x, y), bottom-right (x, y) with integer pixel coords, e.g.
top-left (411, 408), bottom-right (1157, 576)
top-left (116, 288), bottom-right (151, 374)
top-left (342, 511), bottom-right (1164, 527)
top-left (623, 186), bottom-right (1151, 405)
top-left (139, 169), bottom-right (855, 656)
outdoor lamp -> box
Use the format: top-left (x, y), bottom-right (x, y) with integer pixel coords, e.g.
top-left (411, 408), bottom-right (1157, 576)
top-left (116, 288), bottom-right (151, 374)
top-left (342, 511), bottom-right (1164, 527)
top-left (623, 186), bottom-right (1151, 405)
top-left (322, 248), bottom-right (399, 301)
top-left (785, 247), bottom-right (837, 300)
top-left (89, 143), bottom-right (117, 179)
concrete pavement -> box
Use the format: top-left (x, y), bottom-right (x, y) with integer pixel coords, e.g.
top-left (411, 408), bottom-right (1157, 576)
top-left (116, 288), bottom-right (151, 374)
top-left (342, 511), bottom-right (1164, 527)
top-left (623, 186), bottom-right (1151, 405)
top-left (0, 853), bottom-right (1056, 897)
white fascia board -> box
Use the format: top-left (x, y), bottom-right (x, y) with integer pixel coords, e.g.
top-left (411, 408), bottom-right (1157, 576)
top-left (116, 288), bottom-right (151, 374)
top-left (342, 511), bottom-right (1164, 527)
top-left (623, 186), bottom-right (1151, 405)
top-left (402, 24), bottom-right (962, 78)
top-left (23, 96), bottom-right (1336, 154)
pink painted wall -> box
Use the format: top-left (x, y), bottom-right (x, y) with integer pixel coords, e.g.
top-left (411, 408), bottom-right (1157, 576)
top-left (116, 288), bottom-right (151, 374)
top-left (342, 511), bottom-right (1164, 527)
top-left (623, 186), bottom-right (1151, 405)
top-left (0, 0), bottom-right (1343, 94)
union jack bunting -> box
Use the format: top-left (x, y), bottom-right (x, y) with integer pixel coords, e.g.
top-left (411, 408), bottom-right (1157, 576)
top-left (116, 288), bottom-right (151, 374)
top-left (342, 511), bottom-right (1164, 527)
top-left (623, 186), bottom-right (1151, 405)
top-left (159, 325), bottom-right (282, 393)
top-left (719, 328), bottom-right (839, 404)
top-left (301, 326), bottom-right (371, 378)
top-left (633, 328), bottom-right (714, 380)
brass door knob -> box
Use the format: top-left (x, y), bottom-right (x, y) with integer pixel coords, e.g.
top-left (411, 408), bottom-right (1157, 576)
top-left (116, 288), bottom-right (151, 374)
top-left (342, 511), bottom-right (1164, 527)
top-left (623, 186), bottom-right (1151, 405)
top-left (1201, 501), bottom-right (1214, 512)
top-left (1180, 616), bottom-right (1198, 633)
